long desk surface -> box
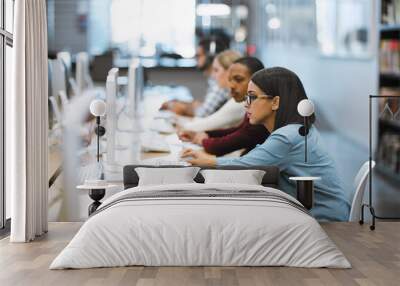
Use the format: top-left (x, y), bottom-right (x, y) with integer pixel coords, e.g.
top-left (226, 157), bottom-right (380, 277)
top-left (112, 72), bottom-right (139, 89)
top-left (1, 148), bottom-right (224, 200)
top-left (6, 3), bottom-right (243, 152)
top-left (47, 87), bottom-right (244, 221)
top-left (48, 87), bottom-right (195, 186)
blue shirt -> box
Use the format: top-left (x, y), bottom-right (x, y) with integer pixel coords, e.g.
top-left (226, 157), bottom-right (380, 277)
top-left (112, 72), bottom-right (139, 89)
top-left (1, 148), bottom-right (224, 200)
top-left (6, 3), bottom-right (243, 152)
top-left (217, 124), bottom-right (350, 222)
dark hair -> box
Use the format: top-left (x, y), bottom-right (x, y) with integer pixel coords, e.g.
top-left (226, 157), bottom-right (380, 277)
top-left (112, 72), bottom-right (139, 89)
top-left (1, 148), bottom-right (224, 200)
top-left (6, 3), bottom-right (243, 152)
top-left (198, 38), bottom-right (227, 55)
top-left (197, 37), bottom-right (228, 70)
top-left (251, 67), bottom-right (316, 130)
top-left (233, 57), bottom-right (264, 75)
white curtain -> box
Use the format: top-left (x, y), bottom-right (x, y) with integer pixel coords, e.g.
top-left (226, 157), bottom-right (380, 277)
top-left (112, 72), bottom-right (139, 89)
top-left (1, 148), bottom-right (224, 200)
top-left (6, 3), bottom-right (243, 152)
top-left (7, 0), bottom-right (48, 242)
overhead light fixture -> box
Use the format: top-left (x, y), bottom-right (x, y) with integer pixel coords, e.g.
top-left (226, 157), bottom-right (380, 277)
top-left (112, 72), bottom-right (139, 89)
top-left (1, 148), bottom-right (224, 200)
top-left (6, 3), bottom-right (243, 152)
top-left (196, 4), bottom-right (231, 17)
top-left (235, 5), bottom-right (248, 19)
top-left (268, 17), bottom-right (281, 29)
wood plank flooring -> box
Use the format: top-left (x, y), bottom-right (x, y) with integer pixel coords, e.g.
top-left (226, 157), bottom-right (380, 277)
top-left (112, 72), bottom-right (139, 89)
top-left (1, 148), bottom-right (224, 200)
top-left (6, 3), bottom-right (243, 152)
top-left (0, 222), bottom-right (399, 286)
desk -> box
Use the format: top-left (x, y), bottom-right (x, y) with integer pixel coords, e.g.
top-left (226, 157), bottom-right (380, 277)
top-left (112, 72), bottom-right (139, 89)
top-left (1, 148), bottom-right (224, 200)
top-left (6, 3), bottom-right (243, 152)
top-left (98, 86), bottom-right (196, 181)
top-left (48, 85), bottom-right (250, 221)
top-left (47, 86), bottom-right (197, 221)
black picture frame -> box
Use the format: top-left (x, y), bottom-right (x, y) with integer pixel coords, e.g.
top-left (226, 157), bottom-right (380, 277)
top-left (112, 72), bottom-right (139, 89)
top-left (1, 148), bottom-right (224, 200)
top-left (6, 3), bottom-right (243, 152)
top-left (361, 95), bottom-right (400, 230)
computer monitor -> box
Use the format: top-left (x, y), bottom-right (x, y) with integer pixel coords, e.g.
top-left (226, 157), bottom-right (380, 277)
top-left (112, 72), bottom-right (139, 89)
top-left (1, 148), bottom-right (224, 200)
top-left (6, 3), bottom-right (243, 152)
top-left (105, 68), bottom-right (119, 166)
top-left (57, 51), bottom-right (72, 73)
top-left (49, 58), bottom-right (67, 103)
top-left (76, 52), bottom-right (94, 95)
top-left (57, 51), bottom-right (76, 98)
top-left (127, 58), bottom-right (144, 118)
top-left (48, 58), bottom-right (68, 133)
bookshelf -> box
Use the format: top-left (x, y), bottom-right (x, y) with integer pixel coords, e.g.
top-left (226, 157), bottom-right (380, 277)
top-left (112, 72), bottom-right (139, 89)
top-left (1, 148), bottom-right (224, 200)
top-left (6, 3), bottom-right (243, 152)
top-left (377, 0), bottom-right (400, 181)
top-left (380, 24), bottom-right (400, 32)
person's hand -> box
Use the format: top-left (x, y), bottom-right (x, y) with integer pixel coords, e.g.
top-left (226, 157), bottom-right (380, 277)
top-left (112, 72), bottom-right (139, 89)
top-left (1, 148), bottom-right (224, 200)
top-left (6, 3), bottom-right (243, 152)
top-left (178, 130), bottom-right (196, 142)
top-left (192, 100), bottom-right (201, 109)
top-left (171, 102), bottom-right (191, 116)
top-left (178, 131), bottom-right (209, 145)
top-left (180, 149), bottom-right (217, 166)
top-left (192, 132), bottom-right (209, 145)
top-left (162, 101), bottom-right (189, 115)
top-left (160, 100), bottom-right (176, 110)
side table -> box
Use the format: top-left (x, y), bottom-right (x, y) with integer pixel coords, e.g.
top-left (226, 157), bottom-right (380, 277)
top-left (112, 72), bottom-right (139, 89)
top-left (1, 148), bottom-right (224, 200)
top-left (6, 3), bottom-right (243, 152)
top-left (289, 177), bottom-right (321, 210)
top-left (77, 183), bottom-right (119, 215)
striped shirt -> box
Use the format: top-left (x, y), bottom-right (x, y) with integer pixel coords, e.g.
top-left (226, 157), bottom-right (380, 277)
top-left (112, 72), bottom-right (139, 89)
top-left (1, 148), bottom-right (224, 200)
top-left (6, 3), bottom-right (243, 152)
top-left (195, 78), bottom-right (230, 117)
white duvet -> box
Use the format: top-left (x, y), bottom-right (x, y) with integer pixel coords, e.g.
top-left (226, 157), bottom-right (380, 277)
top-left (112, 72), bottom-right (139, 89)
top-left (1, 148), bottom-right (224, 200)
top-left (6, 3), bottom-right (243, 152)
top-left (50, 183), bottom-right (350, 269)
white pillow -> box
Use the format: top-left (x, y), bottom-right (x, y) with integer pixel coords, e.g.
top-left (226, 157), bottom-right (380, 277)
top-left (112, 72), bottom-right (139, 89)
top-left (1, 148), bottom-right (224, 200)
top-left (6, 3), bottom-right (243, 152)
top-left (135, 167), bottom-right (200, 186)
top-left (200, 169), bottom-right (266, 185)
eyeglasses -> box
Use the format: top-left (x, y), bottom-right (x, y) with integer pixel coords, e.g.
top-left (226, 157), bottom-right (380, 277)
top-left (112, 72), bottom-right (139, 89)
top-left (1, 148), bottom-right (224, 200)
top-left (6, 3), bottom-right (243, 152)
top-left (245, 94), bottom-right (274, 105)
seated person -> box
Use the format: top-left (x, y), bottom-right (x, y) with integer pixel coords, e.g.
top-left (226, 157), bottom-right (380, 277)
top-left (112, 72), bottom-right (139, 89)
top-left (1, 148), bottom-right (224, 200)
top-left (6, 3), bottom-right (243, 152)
top-left (161, 38), bottom-right (228, 117)
top-left (181, 67), bottom-right (350, 222)
top-left (178, 57), bottom-right (269, 156)
top-left (181, 50), bottom-right (245, 132)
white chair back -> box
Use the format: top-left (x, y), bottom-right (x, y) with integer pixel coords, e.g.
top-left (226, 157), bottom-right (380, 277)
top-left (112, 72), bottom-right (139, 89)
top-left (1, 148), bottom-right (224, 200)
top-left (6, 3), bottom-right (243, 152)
top-left (57, 51), bottom-right (72, 72)
top-left (49, 96), bottom-right (62, 126)
top-left (58, 90), bottom-right (69, 108)
top-left (69, 78), bottom-right (79, 97)
top-left (76, 52), bottom-right (94, 95)
top-left (349, 160), bottom-right (376, 222)
top-left (49, 58), bottom-right (67, 101)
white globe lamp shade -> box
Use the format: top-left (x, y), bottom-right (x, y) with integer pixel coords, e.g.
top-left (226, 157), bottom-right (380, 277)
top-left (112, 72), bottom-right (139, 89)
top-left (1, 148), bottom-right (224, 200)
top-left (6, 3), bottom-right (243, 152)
top-left (90, 99), bottom-right (106, 117)
top-left (297, 99), bottom-right (314, 117)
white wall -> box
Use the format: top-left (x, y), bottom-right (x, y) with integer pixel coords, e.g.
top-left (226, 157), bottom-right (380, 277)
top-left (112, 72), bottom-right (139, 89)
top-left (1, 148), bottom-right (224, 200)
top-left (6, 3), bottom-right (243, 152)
top-left (48, 0), bottom-right (112, 55)
top-left (88, 0), bottom-right (111, 55)
top-left (256, 0), bottom-right (380, 149)
top-left (48, 0), bottom-right (89, 54)
top-left (261, 46), bottom-right (378, 149)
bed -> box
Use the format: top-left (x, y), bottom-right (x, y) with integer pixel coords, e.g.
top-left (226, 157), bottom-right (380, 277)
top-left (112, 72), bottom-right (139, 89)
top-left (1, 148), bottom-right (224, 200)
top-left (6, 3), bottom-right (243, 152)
top-left (50, 165), bottom-right (350, 269)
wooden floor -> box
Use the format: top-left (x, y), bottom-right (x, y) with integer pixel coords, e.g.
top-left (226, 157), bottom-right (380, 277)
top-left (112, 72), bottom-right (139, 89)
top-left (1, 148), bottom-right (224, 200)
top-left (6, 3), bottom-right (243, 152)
top-left (0, 222), bottom-right (399, 286)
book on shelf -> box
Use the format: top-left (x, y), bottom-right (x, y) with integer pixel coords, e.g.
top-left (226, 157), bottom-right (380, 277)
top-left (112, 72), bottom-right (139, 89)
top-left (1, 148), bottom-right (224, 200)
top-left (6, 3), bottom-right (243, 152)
top-left (377, 132), bottom-right (400, 175)
top-left (376, 88), bottom-right (400, 176)
top-left (378, 88), bottom-right (400, 118)
top-left (380, 40), bottom-right (400, 75)
top-left (382, 0), bottom-right (400, 25)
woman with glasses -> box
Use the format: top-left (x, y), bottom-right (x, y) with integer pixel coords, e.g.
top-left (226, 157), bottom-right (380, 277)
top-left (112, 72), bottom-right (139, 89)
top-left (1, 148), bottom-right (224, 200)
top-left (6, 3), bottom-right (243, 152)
top-left (178, 57), bottom-right (269, 156)
top-left (181, 67), bottom-right (350, 222)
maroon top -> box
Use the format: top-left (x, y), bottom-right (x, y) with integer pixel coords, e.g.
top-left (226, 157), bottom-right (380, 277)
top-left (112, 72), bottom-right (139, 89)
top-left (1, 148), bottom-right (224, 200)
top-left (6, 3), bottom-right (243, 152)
top-left (202, 116), bottom-right (269, 156)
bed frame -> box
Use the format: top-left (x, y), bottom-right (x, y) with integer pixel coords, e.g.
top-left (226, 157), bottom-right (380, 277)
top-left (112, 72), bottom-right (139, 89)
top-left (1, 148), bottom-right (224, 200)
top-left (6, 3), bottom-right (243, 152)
top-left (123, 165), bottom-right (280, 189)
